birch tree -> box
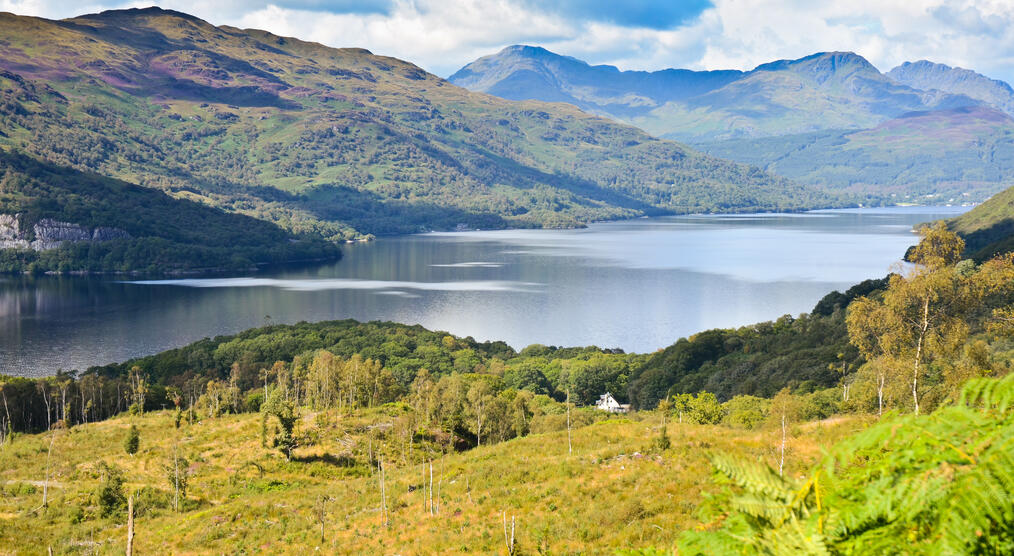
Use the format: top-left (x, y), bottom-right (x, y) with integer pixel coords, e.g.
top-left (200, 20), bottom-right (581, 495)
top-left (847, 224), bottom-right (973, 415)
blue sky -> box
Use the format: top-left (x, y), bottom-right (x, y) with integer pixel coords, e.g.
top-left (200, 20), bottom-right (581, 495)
top-left (2, 1), bottom-right (1013, 83)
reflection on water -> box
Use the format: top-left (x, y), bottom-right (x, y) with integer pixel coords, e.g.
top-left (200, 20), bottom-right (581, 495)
top-left (0, 206), bottom-right (968, 377)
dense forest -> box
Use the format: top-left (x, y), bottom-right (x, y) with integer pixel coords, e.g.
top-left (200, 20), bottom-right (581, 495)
top-left (0, 151), bottom-right (341, 273)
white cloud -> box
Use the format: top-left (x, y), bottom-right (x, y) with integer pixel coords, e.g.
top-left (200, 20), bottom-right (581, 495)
top-left (2, 0), bottom-right (1013, 82)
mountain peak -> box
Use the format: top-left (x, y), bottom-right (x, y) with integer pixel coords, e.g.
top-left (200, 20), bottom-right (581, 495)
top-left (74, 6), bottom-right (208, 24)
top-left (752, 51), bottom-right (877, 76)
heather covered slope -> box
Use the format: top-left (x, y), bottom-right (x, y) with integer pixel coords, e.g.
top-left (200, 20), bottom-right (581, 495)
top-left (0, 8), bottom-right (830, 241)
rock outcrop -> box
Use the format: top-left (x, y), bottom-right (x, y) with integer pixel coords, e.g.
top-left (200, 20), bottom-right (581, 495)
top-left (0, 214), bottom-right (130, 250)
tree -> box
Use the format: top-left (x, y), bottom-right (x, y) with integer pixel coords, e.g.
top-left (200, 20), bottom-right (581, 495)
top-left (722, 395), bottom-right (770, 429)
top-left (127, 366), bottom-right (147, 414)
top-left (510, 390), bottom-right (534, 438)
top-left (164, 448), bottom-right (191, 512)
top-left (767, 389), bottom-right (802, 476)
top-left (467, 381), bottom-right (493, 446)
top-left (96, 462), bottom-right (127, 518)
top-left (671, 393), bottom-right (693, 424)
top-left (262, 388), bottom-right (298, 459)
top-left (847, 225), bottom-right (975, 414)
top-left (688, 392), bottom-right (724, 424)
top-left (124, 424), bottom-right (139, 455)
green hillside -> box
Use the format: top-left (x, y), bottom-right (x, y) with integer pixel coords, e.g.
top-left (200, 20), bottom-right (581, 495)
top-left (949, 184), bottom-right (1014, 259)
top-left (0, 150), bottom-right (340, 273)
top-left (698, 106), bottom-right (1014, 203)
top-left (0, 8), bottom-right (832, 244)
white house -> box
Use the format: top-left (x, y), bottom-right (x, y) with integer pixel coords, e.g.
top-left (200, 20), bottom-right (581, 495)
top-left (595, 392), bottom-right (631, 414)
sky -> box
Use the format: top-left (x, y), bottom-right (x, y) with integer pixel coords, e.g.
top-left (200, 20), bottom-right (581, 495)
top-left (2, 0), bottom-right (1014, 83)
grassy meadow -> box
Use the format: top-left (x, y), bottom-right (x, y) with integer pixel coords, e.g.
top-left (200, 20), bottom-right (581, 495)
top-left (0, 407), bottom-right (868, 555)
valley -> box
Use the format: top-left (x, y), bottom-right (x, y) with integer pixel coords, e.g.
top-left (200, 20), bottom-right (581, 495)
top-left (1, 4), bottom-right (1014, 555)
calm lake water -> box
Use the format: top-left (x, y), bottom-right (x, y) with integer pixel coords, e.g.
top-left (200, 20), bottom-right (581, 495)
top-left (0, 206), bottom-right (968, 377)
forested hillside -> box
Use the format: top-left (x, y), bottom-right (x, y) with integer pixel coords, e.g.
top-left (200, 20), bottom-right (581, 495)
top-left (0, 8), bottom-right (832, 245)
top-left (698, 106), bottom-right (1014, 202)
top-left (0, 151), bottom-right (340, 273)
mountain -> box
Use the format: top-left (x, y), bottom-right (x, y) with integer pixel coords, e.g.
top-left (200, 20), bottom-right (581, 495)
top-left (451, 46), bottom-right (1014, 202)
top-left (451, 47), bottom-right (978, 142)
top-left (700, 106), bottom-right (1014, 201)
top-left (448, 45), bottom-right (744, 120)
top-left (887, 60), bottom-right (1014, 117)
top-left (949, 183), bottom-right (1014, 260)
top-left (0, 8), bottom-right (833, 247)
top-left (0, 150), bottom-right (340, 273)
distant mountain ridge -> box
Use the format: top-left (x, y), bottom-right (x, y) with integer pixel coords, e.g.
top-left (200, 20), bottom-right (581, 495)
top-left (449, 45), bottom-right (744, 119)
top-left (887, 60), bottom-right (1014, 117)
top-left (451, 47), bottom-right (982, 142)
top-left (0, 8), bottom-right (840, 251)
top-left (451, 46), bottom-right (1014, 202)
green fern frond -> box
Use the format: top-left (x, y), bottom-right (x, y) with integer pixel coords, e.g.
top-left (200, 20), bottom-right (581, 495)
top-left (960, 372), bottom-right (1014, 411)
top-left (728, 493), bottom-right (793, 523)
top-left (709, 453), bottom-right (794, 501)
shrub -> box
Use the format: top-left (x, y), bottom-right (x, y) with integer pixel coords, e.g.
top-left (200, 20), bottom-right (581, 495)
top-left (688, 392), bottom-right (724, 425)
top-left (95, 462), bottom-right (126, 518)
top-left (722, 395), bottom-right (770, 429)
top-left (124, 425), bottom-right (139, 455)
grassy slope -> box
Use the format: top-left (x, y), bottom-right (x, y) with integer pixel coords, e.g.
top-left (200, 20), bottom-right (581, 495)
top-left (0, 8), bottom-right (830, 241)
top-left (949, 184), bottom-right (1014, 259)
top-left (0, 408), bottom-right (867, 554)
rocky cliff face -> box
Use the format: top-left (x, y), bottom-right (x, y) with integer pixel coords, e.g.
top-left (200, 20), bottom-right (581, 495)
top-left (0, 214), bottom-right (129, 250)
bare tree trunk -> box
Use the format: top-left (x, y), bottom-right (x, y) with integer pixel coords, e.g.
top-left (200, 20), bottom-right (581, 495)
top-left (379, 460), bottom-right (388, 528)
top-left (435, 460), bottom-right (442, 516)
top-left (428, 461), bottom-right (434, 516)
top-left (877, 371), bottom-right (886, 417)
top-left (912, 296), bottom-right (930, 415)
top-left (502, 511), bottom-right (516, 556)
top-left (566, 387), bottom-right (572, 455)
top-left (39, 384), bottom-right (52, 432)
top-left (316, 495), bottom-right (329, 543)
top-left (41, 429), bottom-right (56, 508)
top-left (126, 494), bottom-right (134, 556)
top-left (173, 445), bottom-right (180, 512)
top-left (1, 388), bottom-right (10, 447)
